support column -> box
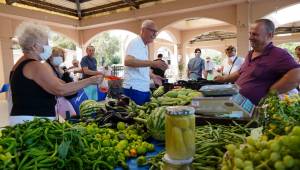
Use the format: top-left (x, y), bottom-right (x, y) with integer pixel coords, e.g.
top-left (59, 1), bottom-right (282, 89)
top-left (0, 38), bottom-right (14, 100)
top-left (236, 2), bottom-right (251, 57)
top-left (180, 43), bottom-right (189, 80)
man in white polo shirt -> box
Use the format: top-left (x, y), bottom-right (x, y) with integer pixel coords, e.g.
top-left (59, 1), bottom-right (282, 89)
top-left (123, 20), bottom-right (168, 105)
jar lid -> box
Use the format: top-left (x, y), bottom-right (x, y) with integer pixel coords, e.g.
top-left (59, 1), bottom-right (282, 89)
top-left (166, 106), bottom-right (195, 115)
top-left (163, 154), bottom-right (193, 165)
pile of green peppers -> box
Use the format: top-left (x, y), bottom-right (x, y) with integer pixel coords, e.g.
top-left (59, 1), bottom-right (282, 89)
top-left (0, 119), bottom-right (154, 170)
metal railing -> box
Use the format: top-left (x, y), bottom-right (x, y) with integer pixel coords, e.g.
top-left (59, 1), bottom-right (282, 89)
top-left (111, 65), bottom-right (124, 77)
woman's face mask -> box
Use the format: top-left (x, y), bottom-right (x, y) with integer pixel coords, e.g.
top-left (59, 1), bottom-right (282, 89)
top-left (37, 44), bottom-right (52, 61)
top-left (52, 56), bottom-right (63, 66)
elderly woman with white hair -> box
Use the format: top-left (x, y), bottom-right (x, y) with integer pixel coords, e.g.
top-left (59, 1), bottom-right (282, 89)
top-left (9, 22), bottom-right (103, 125)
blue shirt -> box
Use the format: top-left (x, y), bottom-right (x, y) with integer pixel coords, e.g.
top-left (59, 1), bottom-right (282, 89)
top-left (80, 56), bottom-right (97, 79)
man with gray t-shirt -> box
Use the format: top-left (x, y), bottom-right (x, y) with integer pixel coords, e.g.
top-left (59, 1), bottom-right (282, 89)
top-left (187, 48), bottom-right (205, 80)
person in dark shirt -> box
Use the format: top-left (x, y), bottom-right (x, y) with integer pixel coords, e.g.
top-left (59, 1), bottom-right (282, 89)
top-left (80, 45), bottom-right (102, 79)
top-left (214, 19), bottom-right (300, 105)
top-left (151, 54), bottom-right (167, 87)
top-left (47, 47), bottom-right (76, 98)
top-left (151, 54), bottom-right (166, 78)
top-left (9, 22), bottom-right (103, 126)
top-left (80, 45), bottom-right (105, 100)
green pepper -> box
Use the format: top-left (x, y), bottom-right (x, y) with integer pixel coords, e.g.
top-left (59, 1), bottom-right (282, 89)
top-left (106, 155), bottom-right (116, 166)
top-left (136, 156), bottom-right (147, 166)
top-left (136, 146), bottom-right (147, 155)
top-left (102, 139), bottom-right (110, 147)
top-left (117, 122), bottom-right (126, 130)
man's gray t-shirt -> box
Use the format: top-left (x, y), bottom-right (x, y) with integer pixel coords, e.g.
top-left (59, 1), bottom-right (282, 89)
top-left (80, 56), bottom-right (97, 79)
top-left (188, 57), bottom-right (205, 79)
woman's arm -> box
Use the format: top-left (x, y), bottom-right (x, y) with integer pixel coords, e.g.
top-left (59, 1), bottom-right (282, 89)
top-left (24, 61), bottom-right (103, 96)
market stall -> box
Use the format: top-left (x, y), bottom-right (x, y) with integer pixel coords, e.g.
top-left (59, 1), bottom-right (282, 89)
top-left (1, 83), bottom-right (300, 170)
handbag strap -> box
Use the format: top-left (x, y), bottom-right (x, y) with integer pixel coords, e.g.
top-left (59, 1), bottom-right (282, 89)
top-left (228, 57), bottom-right (238, 75)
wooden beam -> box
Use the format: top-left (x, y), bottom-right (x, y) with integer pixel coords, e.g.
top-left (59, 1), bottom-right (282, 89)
top-left (122, 0), bottom-right (139, 9)
top-left (82, 0), bottom-right (158, 17)
top-left (5, 0), bottom-right (19, 5)
top-left (82, 1), bottom-right (126, 13)
top-left (75, 0), bottom-right (82, 19)
top-left (17, 0), bottom-right (77, 17)
top-left (82, 2), bottom-right (129, 17)
top-left (65, 0), bottom-right (92, 3)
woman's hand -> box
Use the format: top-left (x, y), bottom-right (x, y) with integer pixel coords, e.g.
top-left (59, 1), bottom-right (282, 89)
top-left (214, 75), bottom-right (225, 83)
top-left (89, 75), bottom-right (104, 84)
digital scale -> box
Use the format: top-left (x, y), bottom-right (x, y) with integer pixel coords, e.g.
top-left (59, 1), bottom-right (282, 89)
top-left (191, 85), bottom-right (256, 119)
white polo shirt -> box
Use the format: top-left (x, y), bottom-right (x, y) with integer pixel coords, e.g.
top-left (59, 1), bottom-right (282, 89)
top-left (222, 56), bottom-right (244, 75)
top-left (123, 36), bottom-right (150, 92)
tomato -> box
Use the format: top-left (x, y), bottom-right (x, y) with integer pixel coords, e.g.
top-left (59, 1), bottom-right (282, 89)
top-left (136, 146), bottom-right (147, 155)
top-left (130, 148), bottom-right (137, 157)
top-left (270, 152), bottom-right (281, 162)
top-left (244, 160), bottom-right (253, 167)
top-left (136, 156), bottom-right (147, 166)
top-left (270, 141), bottom-right (280, 152)
top-left (243, 166), bottom-right (254, 170)
top-left (261, 149), bottom-right (270, 160)
top-left (146, 143), bottom-right (155, 152)
top-left (234, 150), bottom-right (243, 159)
top-left (274, 161), bottom-right (285, 170)
top-left (124, 150), bottom-right (130, 157)
top-left (234, 158), bottom-right (244, 168)
top-left (226, 144), bottom-right (236, 155)
top-left (283, 155), bottom-right (294, 168)
top-left (246, 137), bottom-right (256, 146)
top-left (117, 122), bottom-right (126, 130)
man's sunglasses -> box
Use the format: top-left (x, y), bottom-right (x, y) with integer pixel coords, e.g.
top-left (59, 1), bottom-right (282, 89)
top-left (146, 27), bottom-right (158, 36)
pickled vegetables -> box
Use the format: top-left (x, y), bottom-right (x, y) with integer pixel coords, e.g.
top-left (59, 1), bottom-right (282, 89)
top-left (165, 112), bottom-right (195, 160)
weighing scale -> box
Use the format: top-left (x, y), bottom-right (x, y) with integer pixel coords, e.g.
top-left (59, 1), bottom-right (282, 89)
top-left (191, 85), bottom-right (256, 119)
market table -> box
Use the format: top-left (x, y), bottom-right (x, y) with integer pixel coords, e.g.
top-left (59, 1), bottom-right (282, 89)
top-left (115, 140), bottom-right (165, 170)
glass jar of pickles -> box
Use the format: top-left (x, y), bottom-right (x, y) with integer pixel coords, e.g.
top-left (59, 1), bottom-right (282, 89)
top-left (165, 106), bottom-right (195, 162)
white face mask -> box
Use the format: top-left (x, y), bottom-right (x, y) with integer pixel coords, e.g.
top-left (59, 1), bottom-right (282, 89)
top-left (229, 56), bottom-right (236, 62)
top-left (39, 45), bottom-right (52, 61)
top-left (52, 56), bottom-right (63, 66)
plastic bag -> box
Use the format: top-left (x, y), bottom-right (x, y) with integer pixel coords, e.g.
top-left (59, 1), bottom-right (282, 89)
top-left (99, 79), bottom-right (109, 93)
top-left (68, 89), bottom-right (88, 115)
top-left (200, 84), bottom-right (239, 96)
top-left (98, 79), bottom-right (108, 101)
top-left (56, 97), bottom-right (77, 119)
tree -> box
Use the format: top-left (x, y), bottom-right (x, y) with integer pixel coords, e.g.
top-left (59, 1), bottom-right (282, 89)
top-left (90, 32), bottom-right (121, 66)
top-left (50, 33), bottom-right (76, 50)
top-left (278, 42), bottom-right (300, 58)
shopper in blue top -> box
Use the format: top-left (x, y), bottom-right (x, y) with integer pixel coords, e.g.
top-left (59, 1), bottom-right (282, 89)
top-left (81, 45), bottom-right (102, 79)
top-left (123, 20), bottom-right (168, 105)
top-left (80, 45), bottom-right (103, 100)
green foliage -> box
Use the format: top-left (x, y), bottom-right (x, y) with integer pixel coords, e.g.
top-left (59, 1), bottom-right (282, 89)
top-left (50, 33), bottom-right (76, 50)
top-left (278, 42), bottom-right (300, 58)
top-left (90, 32), bottom-right (122, 66)
top-left (212, 55), bottom-right (222, 65)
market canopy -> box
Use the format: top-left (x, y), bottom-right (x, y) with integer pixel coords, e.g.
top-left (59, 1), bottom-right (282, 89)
top-left (4, 0), bottom-right (160, 19)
